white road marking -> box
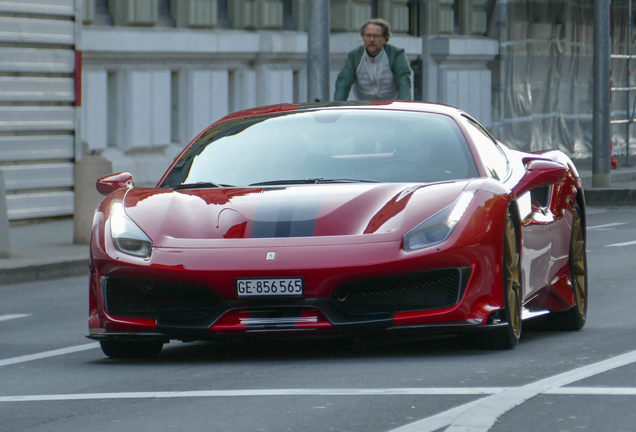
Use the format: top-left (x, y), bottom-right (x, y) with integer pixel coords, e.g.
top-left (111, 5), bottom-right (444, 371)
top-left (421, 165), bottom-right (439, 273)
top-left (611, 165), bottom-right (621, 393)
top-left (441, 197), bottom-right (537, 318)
top-left (390, 348), bottom-right (636, 432)
top-left (0, 314), bottom-right (31, 322)
top-left (545, 387), bottom-right (636, 395)
top-left (605, 240), bottom-right (636, 247)
top-left (389, 398), bottom-right (487, 432)
top-left (0, 345), bottom-right (635, 432)
top-left (588, 222), bottom-right (626, 230)
top-left (2, 384), bottom-right (636, 404)
top-left (0, 343), bottom-right (99, 368)
top-left (0, 388), bottom-right (506, 403)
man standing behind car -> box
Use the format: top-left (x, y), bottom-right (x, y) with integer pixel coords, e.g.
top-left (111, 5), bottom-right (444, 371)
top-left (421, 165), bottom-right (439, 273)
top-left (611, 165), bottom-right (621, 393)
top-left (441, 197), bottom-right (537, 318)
top-left (334, 18), bottom-right (412, 101)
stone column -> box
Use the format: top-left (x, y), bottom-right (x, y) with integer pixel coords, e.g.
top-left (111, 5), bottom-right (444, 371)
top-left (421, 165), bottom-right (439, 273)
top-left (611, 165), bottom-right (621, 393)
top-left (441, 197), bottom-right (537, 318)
top-left (73, 154), bottom-right (113, 245)
top-left (422, 36), bottom-right (498, 127)
top-left (0, 171), bottom-right (10, 258)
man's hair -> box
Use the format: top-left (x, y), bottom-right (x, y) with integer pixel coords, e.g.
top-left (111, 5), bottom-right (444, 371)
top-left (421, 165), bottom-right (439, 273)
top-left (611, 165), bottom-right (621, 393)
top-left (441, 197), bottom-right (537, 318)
top-left (360, 18), bottom-right (392, 42)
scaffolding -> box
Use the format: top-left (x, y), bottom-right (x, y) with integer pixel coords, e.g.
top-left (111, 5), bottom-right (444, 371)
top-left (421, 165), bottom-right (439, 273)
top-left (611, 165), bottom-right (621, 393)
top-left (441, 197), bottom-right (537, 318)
top-left (611, 0), bottom-right (634, 166)
top-left (488, 0), bottom-right (636, 161)
top-left (489, 0), bottom-right (596, 158)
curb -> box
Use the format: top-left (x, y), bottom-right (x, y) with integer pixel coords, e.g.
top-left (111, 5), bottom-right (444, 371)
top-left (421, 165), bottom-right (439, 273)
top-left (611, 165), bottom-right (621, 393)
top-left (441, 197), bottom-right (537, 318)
top-left (0, 259), bottom-right (89, 286)
top-left (580, 176), bottom-right (636, 189)
top-left (584, 188), bottom-right (636, 207)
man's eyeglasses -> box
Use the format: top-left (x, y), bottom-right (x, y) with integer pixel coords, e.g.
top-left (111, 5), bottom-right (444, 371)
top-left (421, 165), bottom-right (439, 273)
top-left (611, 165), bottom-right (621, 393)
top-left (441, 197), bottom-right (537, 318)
top-left (363, 33), bottom-right (384, 40)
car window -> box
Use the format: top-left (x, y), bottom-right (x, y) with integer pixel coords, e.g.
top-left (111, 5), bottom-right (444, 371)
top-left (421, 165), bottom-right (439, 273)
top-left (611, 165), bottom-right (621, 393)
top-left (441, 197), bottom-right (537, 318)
top-left (462, 116), bottom-right (509, 181)
top-left (162, 110), bottom-right (479, 188)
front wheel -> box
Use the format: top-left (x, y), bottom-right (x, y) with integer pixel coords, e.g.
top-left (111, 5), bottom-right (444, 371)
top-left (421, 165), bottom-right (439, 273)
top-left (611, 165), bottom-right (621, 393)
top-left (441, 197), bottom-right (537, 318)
top-left (100, 340), bottom-right (164, 359)
top-left (461, 211), bottom-right (522, 349)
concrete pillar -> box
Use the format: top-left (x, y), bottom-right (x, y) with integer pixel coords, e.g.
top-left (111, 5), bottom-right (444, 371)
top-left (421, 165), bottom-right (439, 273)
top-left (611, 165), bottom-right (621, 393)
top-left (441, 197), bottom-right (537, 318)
top-left (185, 69), bottom-right (229, 141)
top-left (82, 69), bottom-right (108, 151)
top-left (125, 70), bottom-right (171, 151)
top-left (378, 0), bottom-right (409, 34)
top-left (421, 0), bottom-right (454, 36)
top-left (330, 0), bottom-right (370, 33)
top-left (0, 171), bottom-right (10, 258)
top-left (73, 154), bottom-right (113, 244)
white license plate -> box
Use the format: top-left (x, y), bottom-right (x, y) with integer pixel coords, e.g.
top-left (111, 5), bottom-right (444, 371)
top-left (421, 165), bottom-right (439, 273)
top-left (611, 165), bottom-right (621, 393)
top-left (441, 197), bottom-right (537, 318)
top-left (236, 278), bottom-right (303, 297)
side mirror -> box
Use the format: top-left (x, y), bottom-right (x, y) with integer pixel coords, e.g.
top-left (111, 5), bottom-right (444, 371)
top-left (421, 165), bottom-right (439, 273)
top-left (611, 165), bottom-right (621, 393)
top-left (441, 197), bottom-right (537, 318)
top-left (512, 159), bottom-right (567, 197)
top-left (96, 172), bottom-right (134, 196)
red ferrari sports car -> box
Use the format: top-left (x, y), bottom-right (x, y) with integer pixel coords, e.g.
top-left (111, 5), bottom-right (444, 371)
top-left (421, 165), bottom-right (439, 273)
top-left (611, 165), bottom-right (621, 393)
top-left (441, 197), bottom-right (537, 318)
top-left (87, 101), bottom-right (587, 358)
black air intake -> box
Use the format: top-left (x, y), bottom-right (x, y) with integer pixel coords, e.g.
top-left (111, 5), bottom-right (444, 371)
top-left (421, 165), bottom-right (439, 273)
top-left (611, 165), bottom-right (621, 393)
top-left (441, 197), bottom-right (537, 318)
top-left (103, 277), bottom-right (220, 322)
top-left (331, 267), bottom-right (470, 316)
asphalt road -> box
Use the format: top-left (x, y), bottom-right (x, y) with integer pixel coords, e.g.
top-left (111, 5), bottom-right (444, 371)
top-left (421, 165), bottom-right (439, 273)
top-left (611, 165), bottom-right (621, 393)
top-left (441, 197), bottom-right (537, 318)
top-left (2, 206), bottom-right (636, 432)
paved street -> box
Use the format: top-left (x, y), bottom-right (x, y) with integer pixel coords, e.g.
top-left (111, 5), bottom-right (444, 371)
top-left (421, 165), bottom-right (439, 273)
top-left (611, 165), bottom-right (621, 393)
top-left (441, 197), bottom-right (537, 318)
top-left (1, 206), bottom-right (636, 432)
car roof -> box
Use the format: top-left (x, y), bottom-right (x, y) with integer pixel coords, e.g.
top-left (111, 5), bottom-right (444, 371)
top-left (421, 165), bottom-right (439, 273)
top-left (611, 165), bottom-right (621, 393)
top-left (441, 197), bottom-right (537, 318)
top-left (209, 101), bottom-right (466, 129)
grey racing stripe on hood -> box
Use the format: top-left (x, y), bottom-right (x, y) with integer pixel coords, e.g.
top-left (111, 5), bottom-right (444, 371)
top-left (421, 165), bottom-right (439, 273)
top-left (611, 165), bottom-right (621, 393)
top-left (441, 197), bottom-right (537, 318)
top-left (251, 188), bottom-right (325, 238)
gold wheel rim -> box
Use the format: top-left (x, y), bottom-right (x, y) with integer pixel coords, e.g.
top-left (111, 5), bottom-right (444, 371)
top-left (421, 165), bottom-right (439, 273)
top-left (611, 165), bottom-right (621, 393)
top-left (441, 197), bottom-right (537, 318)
top-left (504, 216), bottom-right (522, 338)
top-left (571, 208), bottom-right (587, 316)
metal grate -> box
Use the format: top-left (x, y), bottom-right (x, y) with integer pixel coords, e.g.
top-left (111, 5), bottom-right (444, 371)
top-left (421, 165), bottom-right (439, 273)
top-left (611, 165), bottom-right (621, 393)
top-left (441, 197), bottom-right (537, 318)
top-left (104, 277), bottom-right (220, 321)
top-left (331, 268), bottom-right (469, 316)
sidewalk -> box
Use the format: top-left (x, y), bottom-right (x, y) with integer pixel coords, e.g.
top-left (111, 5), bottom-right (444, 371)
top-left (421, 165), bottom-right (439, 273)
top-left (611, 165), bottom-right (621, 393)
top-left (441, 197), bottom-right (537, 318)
top-left (575, 155), bottom-right (636, 206)
top-left (1, 159), bottom-right (635, 286)
top-left (0, 220), bottom-right (88, 285)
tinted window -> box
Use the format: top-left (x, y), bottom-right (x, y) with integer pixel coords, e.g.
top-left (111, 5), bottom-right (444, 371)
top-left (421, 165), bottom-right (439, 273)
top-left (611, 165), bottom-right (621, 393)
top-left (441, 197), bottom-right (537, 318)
top-left (162, 110), bottom-right (479, 188)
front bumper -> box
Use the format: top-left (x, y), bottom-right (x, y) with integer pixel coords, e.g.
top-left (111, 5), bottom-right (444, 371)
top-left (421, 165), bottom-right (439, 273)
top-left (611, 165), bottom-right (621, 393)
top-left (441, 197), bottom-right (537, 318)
top-left (89, 235), bottom-right (505, 342)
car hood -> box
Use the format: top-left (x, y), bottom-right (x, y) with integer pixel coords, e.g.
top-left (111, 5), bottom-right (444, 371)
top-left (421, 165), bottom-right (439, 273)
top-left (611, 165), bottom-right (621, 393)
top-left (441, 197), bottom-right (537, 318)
top-left (122, 182), bottom-right (470, 247)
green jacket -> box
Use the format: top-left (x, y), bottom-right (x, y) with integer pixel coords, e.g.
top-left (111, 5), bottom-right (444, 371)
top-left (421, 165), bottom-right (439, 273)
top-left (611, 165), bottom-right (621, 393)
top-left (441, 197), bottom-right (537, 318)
top-left (334, 43), bottom-right (412, 101)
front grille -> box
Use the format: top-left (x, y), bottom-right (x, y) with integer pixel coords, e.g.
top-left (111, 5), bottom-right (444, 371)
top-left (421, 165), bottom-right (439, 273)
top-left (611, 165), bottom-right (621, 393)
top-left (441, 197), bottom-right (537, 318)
top-left (331, 267), bottom-right (470, 316)
top-left (104, 277), bottom-right (220, 321)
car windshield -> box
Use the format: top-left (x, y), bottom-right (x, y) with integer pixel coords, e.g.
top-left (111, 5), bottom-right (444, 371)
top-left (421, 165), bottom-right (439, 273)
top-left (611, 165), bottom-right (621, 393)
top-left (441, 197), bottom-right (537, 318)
top-left (160, 109), bottom-right (479, 188)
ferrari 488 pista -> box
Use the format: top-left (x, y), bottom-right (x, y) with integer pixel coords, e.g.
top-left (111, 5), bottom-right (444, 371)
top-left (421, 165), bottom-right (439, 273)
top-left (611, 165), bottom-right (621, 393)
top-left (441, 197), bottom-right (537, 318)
top-left (87, 101), bottom-right (587, 358)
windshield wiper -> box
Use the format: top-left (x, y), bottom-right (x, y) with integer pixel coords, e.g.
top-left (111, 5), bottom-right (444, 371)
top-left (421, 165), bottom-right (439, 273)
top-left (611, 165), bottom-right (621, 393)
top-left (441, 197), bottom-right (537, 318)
top-left (249, 178), bottom-right (379, 186)
top-left (316, 178), bottom-right (378, 184)
top-left (169, 181), bottom-right (233, 190)
top-left (249, 179), bottom-right (323, 186)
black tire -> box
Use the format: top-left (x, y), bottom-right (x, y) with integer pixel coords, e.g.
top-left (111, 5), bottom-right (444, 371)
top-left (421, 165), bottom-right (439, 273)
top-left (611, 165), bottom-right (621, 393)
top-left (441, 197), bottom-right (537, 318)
top-left (462, 211), bottom-right (522, 349)
top-left (541, 203), bottom-right (588, 330)
top-left (100, 340), bottom-right (163, 359)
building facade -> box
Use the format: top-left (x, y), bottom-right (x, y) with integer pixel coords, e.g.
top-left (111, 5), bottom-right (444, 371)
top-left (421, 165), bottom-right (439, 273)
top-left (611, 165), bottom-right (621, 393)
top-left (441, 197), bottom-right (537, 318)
top-left (0, 0), bottom-right (80, 221)
top-left (1, 0), bottom-right (501, 222)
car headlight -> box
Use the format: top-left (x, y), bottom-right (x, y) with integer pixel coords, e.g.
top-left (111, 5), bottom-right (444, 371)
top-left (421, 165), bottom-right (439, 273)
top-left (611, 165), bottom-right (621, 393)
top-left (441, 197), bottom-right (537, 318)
top-left (403, 191), bottom-right (475, 251)
top-left (110, 201), bottom-right (152, 258)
